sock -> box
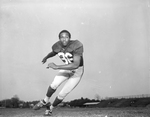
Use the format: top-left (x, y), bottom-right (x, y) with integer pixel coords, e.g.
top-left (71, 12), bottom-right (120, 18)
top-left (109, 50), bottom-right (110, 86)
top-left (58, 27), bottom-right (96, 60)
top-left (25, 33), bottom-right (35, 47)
top-left (46, 86), bottom-right (56, 97)
top-left (52, 96), bottom-right (63, 107)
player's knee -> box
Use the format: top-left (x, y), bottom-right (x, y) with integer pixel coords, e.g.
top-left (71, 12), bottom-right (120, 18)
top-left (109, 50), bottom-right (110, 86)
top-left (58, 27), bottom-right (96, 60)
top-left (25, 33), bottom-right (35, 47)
top-left (57, 95), bottom-right (65, 100)
top-left (58, 92), bottom-right (68, 100)
top-left (50, 84), bottom-right (59, 90)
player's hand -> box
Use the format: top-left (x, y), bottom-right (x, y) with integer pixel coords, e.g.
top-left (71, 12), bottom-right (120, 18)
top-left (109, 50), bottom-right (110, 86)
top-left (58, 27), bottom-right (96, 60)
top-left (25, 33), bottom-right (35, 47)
top-left (42, 58), bottom-right (47, 64)
top-left (47, 62), bottom-right (58, 70)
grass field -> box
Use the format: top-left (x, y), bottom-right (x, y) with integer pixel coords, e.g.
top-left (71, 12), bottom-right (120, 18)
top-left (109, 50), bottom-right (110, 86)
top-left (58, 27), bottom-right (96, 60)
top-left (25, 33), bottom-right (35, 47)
top-left (0, 107), bottom-right (150, 117)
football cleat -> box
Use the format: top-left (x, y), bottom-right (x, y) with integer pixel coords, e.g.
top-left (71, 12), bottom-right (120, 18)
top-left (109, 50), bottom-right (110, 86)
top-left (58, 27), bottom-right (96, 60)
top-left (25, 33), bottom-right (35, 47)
top-left (44, 109), bottom-right (52, 116)
top-left (33, 100), bottom-right (46, 110)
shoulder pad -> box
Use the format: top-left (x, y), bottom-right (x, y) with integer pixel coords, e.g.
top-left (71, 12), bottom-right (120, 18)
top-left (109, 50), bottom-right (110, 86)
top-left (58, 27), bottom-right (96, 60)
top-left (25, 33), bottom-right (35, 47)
top-left (73, 40), bottom-right (83, 49)
top-left (52, 41), bottom-right (61, 53)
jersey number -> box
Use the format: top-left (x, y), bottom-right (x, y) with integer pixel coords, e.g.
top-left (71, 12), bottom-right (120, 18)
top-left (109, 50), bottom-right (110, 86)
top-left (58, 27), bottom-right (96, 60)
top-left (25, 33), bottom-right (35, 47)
top-left (58, 52), bottom-right (73, 64)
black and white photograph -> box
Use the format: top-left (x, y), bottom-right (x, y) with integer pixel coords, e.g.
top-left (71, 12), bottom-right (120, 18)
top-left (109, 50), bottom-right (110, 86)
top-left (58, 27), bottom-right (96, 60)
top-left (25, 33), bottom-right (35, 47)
top-left (0, 0), bottom-right (150, 116)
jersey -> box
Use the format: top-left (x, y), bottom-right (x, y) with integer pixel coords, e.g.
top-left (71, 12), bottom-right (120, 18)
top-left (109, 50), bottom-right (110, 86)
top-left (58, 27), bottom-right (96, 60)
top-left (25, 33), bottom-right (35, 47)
top-left (52, 40), bottom-right (83, 67)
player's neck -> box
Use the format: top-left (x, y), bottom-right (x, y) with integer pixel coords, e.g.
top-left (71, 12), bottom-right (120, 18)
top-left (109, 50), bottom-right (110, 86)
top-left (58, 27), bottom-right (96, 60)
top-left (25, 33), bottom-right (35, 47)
top-left (61, 41), bottom-right (71, 48)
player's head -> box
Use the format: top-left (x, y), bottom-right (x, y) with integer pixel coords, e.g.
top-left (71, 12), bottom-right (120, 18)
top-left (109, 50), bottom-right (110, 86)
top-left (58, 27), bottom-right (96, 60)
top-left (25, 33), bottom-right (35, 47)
top-left (59, 30), bottom-right (71, 39)
top-left (59, 30), bottom-right (71, 46)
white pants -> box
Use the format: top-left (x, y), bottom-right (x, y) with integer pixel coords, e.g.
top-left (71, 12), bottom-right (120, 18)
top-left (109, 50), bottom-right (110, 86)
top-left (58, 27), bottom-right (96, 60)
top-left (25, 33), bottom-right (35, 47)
top-left (50, 66), bottom-right (84, 100)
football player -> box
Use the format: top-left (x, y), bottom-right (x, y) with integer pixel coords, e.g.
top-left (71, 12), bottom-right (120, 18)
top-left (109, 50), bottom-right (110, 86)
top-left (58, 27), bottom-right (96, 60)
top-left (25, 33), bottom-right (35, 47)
top-left (33, 30), bottom-right (84, 116)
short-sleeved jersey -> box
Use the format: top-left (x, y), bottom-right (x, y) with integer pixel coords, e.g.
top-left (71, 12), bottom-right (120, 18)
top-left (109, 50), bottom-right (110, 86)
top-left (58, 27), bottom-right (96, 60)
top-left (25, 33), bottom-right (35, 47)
top-left (52, 40), bottom-right (83, 67)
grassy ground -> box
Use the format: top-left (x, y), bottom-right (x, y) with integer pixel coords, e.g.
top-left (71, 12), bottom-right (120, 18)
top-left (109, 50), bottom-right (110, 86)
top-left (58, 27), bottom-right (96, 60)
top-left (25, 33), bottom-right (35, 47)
top-left (0, 107), bottom-right (150, 117)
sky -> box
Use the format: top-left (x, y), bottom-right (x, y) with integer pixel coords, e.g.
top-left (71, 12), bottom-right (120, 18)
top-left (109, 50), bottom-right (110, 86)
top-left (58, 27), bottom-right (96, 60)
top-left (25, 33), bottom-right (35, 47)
top-left (0, 0), bottom-right (150, 102)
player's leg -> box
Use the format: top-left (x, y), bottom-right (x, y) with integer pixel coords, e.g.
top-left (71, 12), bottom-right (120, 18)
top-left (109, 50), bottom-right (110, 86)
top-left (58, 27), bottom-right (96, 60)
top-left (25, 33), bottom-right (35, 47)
top-left (43, 70), bottom-right (75, 116)
top-left (43, 70), bottom-right (71, 103)
top-left (48, 76), bottom-right (81, 112)
top-left (33, 70), bottom-right (69, 110)
top-left (49, 67), bottom-right (84, 112)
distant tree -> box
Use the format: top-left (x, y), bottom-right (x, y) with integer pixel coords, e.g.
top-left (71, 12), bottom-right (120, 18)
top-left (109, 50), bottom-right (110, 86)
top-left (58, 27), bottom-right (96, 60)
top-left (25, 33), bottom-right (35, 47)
top-left (95, 94), bottom-right (101, 101)
top-left (5, 99), bottom-right (12, 108)
top-left (23, 102), bottom-right (30, 108)
top-left (68, 97), bottom-right (95, 107)
top-left (11, 95), bottom-right (20, 108)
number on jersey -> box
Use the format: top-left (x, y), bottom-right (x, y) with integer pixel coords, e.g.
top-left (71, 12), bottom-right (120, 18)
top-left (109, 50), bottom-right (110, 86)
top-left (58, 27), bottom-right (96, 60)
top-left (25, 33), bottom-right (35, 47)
top-left (58, 52), bottom-right (73, 64)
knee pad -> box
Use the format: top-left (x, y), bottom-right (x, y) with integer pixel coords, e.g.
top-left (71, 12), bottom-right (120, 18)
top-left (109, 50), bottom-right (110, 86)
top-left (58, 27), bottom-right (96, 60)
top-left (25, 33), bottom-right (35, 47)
top-left (58, 92), bottom-right (68, 100)
top-left (50, 84), bottom-right (58, 90)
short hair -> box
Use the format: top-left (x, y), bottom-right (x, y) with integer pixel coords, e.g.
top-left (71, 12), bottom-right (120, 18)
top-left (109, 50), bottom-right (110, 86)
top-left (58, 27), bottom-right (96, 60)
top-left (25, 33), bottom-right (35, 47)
top-left (59, 30), bottom-right (71, 39)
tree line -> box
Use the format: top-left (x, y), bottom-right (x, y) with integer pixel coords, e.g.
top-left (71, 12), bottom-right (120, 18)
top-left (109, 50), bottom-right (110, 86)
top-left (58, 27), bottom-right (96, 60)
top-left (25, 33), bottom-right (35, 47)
top-left (0, 95), bottom-right (100, 108)
top-left (1, 94), bottom-right (150, 108)
top-left (0, 95), bottom-right (36, 108)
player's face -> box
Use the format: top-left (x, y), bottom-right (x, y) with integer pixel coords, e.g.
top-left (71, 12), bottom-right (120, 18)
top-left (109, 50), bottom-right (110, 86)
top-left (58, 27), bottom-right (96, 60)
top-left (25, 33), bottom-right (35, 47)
top-left (59, 32), bottom-right (70, 46)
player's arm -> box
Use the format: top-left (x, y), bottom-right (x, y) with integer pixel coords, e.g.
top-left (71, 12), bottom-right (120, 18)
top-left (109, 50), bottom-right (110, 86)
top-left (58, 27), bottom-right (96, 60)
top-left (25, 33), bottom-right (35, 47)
top-left (47, 54), bottom-right (81, 70)
top-left (42, 51), bottom-right (57, 64)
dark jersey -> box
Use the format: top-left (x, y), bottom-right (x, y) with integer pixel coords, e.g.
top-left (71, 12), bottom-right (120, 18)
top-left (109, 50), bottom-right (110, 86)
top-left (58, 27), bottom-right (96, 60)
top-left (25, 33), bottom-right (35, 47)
top-left (52, 40), bottom-right (83, 67)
